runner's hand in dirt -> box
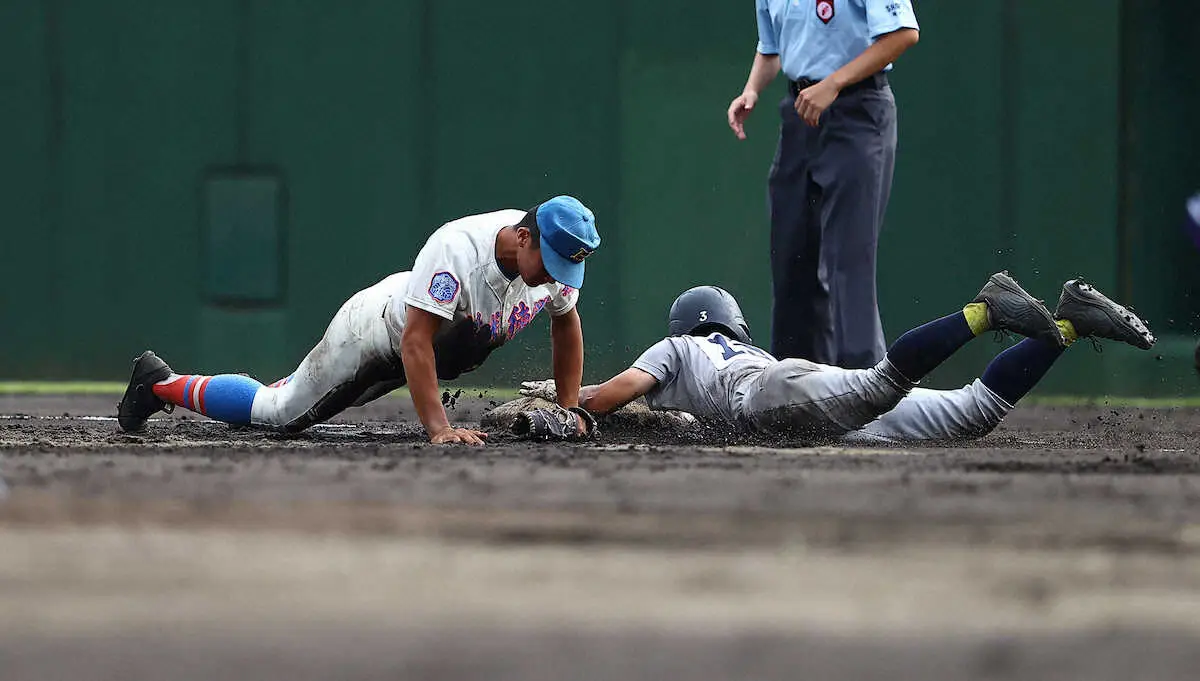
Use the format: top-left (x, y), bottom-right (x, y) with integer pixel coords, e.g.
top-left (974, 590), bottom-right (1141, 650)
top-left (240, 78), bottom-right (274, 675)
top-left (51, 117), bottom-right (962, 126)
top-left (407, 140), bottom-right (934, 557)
top-left (519, 379), bottom-right (558, 402)
top-left (430, 426), bottom-right (488, 446)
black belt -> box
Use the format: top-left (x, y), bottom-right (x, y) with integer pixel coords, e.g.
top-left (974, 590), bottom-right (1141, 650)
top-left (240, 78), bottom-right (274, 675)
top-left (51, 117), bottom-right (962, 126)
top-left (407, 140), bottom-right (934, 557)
top-left (788, 72), bottom-right (888, 98)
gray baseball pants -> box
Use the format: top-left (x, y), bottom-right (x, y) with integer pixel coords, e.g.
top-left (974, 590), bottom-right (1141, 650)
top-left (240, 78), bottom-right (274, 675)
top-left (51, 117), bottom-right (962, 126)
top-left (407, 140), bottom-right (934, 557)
top-left (742, 357), bottom-right (1013, 444)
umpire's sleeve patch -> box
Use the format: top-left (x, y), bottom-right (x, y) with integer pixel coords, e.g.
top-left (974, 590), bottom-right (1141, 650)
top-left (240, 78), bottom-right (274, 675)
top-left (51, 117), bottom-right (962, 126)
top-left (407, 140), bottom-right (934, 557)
top-left (428, 271), bottom-right (460, 303)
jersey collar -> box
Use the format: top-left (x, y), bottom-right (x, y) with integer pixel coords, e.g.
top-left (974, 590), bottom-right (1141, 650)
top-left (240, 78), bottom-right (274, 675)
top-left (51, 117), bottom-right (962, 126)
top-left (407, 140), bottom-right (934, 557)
top-left (485, 257), bottom-right (518, 298)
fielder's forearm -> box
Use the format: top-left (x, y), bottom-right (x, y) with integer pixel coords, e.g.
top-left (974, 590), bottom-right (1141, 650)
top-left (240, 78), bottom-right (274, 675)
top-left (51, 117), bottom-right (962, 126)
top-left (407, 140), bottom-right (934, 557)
top-left (550, 309), bottom-right (584, 409)
top-left (400, 334), bottom-right (450, 436)
top-left (743, 52), bottom-right (781, 96)
top-left (825, 28), bottom-right (918, 90)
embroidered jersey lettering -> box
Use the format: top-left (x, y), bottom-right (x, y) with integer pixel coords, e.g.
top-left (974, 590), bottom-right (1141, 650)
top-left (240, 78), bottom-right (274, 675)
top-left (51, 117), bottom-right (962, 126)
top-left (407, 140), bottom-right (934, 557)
top-left (693, 333), bottom-right (775, 370)
top-left (383, 209), bottom-right (579, 379)
top-left (631, 333), bottom-right (777, 423)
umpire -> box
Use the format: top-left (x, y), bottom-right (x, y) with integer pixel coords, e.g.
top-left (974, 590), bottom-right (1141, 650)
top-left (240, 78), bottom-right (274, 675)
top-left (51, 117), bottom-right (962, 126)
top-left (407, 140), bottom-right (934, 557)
top-left (727, 0), bottom-right (919, 368)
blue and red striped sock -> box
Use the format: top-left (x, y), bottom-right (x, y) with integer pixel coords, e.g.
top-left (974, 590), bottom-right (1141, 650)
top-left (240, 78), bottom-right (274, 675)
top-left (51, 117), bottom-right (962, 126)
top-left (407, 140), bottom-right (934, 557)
top-left (152, 373), bottom-right (264, 425)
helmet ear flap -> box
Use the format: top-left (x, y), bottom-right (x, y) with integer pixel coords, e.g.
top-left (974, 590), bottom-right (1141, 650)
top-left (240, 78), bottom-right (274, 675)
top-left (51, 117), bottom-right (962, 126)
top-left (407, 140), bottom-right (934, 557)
top-left (735, 323), bottom-right (753, 345)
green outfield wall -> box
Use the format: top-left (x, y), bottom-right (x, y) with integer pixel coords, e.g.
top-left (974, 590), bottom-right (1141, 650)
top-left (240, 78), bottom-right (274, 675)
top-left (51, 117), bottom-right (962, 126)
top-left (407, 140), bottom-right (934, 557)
top-left (2, 1), bottom-right (1197, 397)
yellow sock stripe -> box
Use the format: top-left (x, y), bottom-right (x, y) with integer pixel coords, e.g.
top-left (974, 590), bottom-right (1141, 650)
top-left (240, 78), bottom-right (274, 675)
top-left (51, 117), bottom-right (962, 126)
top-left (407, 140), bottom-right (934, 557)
top-left (962, 302), bottom-right (990, 336)
top-left (1057, 319), bottom-right (1078, 345)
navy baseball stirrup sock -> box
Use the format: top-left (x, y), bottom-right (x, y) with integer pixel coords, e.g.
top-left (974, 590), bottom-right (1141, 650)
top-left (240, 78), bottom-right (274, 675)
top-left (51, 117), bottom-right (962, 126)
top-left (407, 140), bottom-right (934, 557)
top-left (885, 312), bottom-right (976, 381)
top-left (981, 338), bottom-right (1065, 405)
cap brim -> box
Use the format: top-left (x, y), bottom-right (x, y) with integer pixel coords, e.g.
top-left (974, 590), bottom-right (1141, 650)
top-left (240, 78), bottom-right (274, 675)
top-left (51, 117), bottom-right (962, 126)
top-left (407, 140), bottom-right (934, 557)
top-left (540, 235), bottom-right (585, 289)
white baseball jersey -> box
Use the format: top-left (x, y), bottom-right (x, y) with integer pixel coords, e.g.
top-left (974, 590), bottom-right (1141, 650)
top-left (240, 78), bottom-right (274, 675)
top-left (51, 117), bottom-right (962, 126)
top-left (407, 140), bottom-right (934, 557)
top-left (383, 210), bottom-right (579, 379)
top-left (631, 333), bottom-right (776, 423)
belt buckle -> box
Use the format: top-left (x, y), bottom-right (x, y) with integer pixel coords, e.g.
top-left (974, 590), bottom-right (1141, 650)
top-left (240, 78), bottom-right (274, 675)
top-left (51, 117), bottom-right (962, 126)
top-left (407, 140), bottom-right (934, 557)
top-left (791, 78), bottom-right (818, 96)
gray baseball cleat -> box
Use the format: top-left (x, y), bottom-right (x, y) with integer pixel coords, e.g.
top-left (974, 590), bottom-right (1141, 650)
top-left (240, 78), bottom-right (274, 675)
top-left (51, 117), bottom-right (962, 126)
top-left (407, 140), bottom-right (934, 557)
top-left (971, 271), bottom-right (1065, 347)
top-left (116, 350), bottom-right (174, 432)
top-left (1054, 279), bottom-right (1156, 350)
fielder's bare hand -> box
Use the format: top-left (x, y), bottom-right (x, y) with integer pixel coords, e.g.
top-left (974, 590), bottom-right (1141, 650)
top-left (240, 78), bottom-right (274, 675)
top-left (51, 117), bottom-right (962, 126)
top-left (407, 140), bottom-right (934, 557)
top-left (727, 91), bottom-right (759, 140)
top-left (430, 425), bottom-right (488, 446)
top-left (794, 80), bottom-right (840, 127)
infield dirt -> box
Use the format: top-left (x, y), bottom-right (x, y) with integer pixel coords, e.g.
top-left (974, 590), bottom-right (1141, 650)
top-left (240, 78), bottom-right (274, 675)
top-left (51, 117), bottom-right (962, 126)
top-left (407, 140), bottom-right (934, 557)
top-left (1, 393), bottom-right (1198, 680)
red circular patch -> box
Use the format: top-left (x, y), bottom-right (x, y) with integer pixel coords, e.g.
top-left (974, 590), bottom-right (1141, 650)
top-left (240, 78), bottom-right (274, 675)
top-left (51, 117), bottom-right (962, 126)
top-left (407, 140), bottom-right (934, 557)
top-left (816, 0), bottom-right (834, 23)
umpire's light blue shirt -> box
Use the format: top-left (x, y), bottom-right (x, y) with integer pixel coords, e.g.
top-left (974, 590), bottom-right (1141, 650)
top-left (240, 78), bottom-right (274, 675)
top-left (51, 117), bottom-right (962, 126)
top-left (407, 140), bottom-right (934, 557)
top-left (756, 0), bottom-right (919, 81)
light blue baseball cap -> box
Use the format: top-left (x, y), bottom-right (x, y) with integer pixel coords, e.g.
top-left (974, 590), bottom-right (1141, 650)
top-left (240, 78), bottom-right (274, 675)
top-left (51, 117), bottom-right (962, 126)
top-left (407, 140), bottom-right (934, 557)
top-left (534, 195), bottom-right (600, 289)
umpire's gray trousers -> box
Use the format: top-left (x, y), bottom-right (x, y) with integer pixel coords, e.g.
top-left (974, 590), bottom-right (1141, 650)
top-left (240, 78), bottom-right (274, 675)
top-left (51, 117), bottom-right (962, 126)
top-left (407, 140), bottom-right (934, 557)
top-left (768, 74), bottom-right (897, 369)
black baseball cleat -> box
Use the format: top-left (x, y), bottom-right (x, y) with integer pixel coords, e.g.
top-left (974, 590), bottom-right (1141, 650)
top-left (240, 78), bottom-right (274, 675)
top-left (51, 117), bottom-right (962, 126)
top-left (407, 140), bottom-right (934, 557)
top-left (1054, 279), bottom-right (1156, 350)
top-left (972, 271), bottom-right (1065, 347)
top-left (116, 350), bottom-right (174, 432)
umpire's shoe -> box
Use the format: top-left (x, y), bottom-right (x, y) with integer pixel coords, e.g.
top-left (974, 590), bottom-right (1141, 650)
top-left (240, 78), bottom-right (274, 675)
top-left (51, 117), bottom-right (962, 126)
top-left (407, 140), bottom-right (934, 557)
top-left (972, 271), bottom-right (1065, 347)
top-left (1054, 279), bottom-right (1156, 350)
top-left (117, 350), bottom-right (174, 432)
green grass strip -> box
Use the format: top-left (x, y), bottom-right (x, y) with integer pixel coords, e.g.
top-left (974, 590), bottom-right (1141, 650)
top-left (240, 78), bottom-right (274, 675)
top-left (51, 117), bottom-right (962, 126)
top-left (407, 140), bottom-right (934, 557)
top-left (0, 382), bottom-right (128, 395)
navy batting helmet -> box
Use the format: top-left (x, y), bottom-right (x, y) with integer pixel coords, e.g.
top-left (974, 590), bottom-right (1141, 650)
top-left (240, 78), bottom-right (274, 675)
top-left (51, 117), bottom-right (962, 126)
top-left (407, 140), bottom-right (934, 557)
top-left (667, 286), bottom-right (752, 344)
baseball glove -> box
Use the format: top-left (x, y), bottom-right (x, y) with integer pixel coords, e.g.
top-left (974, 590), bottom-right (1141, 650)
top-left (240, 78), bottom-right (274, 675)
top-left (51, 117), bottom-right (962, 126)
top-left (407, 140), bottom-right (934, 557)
top-left (512, 404), bottom-right (598, 442)
top-left (519, 379), bottom-right (558, 402)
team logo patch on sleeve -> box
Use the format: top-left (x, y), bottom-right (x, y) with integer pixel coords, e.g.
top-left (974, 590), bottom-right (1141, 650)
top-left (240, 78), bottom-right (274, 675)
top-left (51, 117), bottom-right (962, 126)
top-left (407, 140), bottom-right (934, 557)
top-left (428, 271), bottom-right (460, 303)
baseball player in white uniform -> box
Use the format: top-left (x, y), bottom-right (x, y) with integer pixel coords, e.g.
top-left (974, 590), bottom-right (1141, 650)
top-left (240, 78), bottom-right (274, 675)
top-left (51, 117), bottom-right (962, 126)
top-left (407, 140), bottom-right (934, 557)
top-left (515, 272), bottom-right (1156, 444)
top-left (117, 195), bottom-right (601, 445)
